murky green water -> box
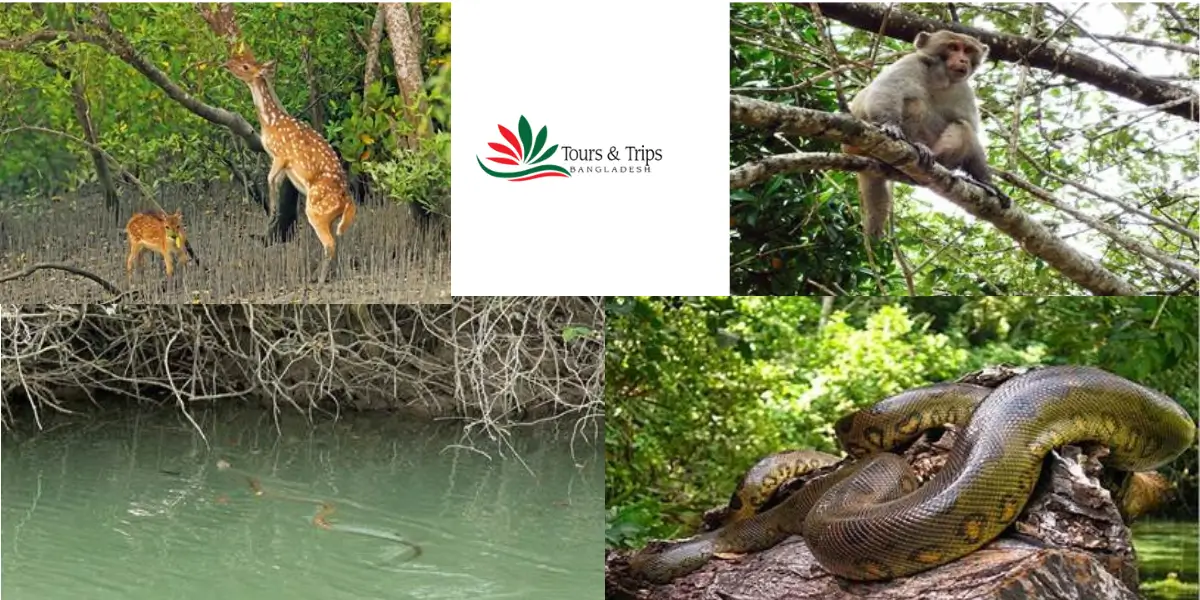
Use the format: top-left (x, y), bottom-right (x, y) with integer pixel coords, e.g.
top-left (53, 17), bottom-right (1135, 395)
top-left (1135, 519), bottom-right (1199, 600)
top-left (2, 407), bottom-right (602, 599)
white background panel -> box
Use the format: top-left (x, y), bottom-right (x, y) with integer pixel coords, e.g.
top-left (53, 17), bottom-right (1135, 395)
top-left (452, 1), bottom-right (729, 295)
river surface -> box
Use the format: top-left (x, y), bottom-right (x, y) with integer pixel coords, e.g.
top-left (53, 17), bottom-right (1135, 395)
top-left (1134, 519), bottom-right (1199, 600)
top-left (2, 407), bottom-right (602, 599)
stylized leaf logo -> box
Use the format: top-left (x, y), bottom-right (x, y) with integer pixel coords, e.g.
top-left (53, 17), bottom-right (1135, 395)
top-left (478, 115), bottom-right (571, 181)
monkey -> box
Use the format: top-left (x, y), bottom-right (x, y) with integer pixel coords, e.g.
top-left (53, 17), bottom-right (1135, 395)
top-left (845, 30), bottom-right (1010, 239)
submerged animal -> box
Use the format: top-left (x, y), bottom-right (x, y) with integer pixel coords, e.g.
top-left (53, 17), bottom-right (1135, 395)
top-left (241, 473), bottom-right (421, 562)
top-left (628, 366), bottom-right (1196, 583)
top-left (311, 501), bottom-right (423, 559)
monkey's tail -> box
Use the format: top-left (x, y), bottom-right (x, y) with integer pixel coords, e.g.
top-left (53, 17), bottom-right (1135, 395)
top-left (858, 174), bottom-right (892, 239)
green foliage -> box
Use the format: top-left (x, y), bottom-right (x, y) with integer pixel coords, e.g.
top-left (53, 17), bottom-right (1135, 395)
top-left (424, 60), bottom-right (451, 131)
top-left (336, 61), bottom-right (451, 174)
top-left (359, 132), bottom-right (450, 216)
top-left (337, 81), bottom-right (408, 167)
top-left (562, 326), bottom-right (596, 343)
top-left (729, 4), bottom-right (876, 295)
top-left (0, 3), bottom-right (451, 205)
top-left (329, 4), bottom-right (450, 210)
top-left (606, 296), bottom-right (1199, 548)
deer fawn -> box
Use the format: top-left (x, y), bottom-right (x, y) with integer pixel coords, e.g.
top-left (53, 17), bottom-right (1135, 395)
top-left (125, 209), bottom-right (199, 282)
top-left (225, 54), bottom-right (357, 284)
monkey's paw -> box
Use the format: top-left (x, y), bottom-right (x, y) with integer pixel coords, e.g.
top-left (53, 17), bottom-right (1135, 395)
top-left (912, 142), bottom-right (935, 168)
top-left (971, 179), bottom-right (1012, 209)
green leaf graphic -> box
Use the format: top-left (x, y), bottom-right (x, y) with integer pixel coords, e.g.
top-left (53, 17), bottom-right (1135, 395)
top-left (476, 157), bottom-right (571, 178)
top-left (532, 144), bottom-right (558, 165)
top-left (518, 116), bottom-right (533, 163)
top-left (529, 126), bottom-right (548, 161)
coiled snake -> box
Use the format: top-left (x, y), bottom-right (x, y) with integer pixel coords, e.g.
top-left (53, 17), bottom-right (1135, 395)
top-left (628, 366), bottom-right (1196, 583)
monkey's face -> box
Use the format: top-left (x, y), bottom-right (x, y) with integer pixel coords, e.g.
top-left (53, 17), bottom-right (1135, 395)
top-left (940, 40), bottom-right (982, 83)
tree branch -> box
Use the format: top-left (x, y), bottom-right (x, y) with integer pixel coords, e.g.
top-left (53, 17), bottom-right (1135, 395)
top-left (0, 263), bottom-right (122, 296)
top-left (731, 94), bottom-right (1140, 295)
top-left (730, 152), bottom-right (917, 190)
top-left (0, 25), bottom-right (263, 152)
top-left (805, 3), bottom-right (1199, 121)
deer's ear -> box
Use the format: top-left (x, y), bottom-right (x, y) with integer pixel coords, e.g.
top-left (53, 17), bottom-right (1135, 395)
top-left (262, 59), bottom-right (277, 71)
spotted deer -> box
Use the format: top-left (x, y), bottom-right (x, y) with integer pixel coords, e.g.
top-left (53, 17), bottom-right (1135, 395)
top-left (226, 54), bottom-right (357, 284)
top-left (125, 209), bottom-right (198, 282)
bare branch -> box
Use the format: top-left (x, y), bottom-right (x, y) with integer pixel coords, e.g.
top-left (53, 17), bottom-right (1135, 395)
top-left (0, 300), bottom-right (605, 460)
top-left (0, 262), bottom-right (122, 295)
top-left (1088, 33), bottom-right (1200, 55)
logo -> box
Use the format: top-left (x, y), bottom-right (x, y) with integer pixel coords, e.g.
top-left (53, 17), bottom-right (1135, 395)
top-left (477, 116), bottom-right (571, 182)
top-left (478, 116), bottom-right (664, 182)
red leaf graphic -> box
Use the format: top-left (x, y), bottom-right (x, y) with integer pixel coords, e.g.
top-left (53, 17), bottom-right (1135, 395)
top-left (488, 142), bottom-right (519, 160)
top-left (498, 125), bottom-right (523, 159)
top-left (487, 157), bottom-right (520, 165)
top-left (510, 172), bottom-right (570, 182)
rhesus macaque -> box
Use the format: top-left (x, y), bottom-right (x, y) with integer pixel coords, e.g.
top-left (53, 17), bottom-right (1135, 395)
top-left (845, 30), bottom-right (1010, 238)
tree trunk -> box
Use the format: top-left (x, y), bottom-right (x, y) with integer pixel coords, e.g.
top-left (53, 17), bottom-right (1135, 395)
top-left (301, 30), bottom-right (325, 133)
top-left (265, 185), bottom-right (300, 246)
top-left (66, 72), bottom-right (120, 224)
top-left (363, 5), bottom-right (386, 92)
top-left (408, 3), bottom-right (422, 67)
top-left (382, 2), bottom-right (428, 148)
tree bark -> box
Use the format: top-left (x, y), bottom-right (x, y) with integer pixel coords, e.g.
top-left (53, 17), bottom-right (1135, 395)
top-left (65, 68), bottom-right (119, 223)
top-left (363, 5), bottom-right (386, 92)
top-left (408, 3), bottom-right (422, 67)
top-left (300, 30), bottom-right (325, 133)
top-left (382, 2), bottom-right (428, 147)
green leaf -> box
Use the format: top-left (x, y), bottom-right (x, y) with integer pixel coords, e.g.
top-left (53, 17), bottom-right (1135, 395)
top-left (532, 144), bottom-right (558, 165)
top-left (518, 116), bottom-right (533, 159)
top-left (529, 126), bottom-right (548, 161)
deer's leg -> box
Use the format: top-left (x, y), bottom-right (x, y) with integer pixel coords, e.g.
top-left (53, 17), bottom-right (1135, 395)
top-left (307, 207), bottom-right (338, 285)
top-left (126, 243), bottom-right (141, 284)
top-left (305, 183), bottom-right (344, 284)
top-left (162, 246), bottom-right (175, 278)
top-left (315, 220), bottom-right (338, 284)
top-left (267, 159), bottom-right (287, 216)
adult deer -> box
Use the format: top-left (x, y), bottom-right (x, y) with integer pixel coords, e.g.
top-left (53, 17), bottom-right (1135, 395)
top-left (226, 54), bottom-right (356, 284)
